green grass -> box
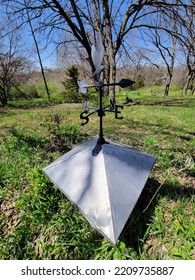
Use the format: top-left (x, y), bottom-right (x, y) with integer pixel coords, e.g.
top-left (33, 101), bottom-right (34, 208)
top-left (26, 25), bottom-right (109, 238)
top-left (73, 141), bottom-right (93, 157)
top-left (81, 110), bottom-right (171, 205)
top-left (0, 89), bottom-right (194, 260)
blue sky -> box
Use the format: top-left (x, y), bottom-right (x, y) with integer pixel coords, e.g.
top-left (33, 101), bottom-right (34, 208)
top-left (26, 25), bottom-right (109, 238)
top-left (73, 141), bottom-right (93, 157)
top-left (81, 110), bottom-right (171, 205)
top-left (0, 2), bottom-right (58, 69)
top-left (0, 1), bottom-right (187, 70)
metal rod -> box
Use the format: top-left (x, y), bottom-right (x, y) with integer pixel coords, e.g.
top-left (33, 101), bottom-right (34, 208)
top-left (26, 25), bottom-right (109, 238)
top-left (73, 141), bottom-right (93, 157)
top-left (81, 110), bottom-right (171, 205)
top-left (99, 86), bottom-right (104, 140)
top-left (91, 86), bottom-right (106, 156)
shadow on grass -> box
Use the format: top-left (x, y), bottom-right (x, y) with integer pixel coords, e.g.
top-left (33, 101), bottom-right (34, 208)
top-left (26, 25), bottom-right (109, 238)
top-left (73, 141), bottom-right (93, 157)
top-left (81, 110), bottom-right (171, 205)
top-left (125, 97), bottom-right (195, 108)
top-left (5, 126), bottom-right (194, 259)
top-left (9, 125), bottom-right (88, 156)
top-left (10, 127), bottom-right (48, 150)
top-left (6, 100), bottom-right (53, 110)
top-left (120, 178), bottom-right (194, 254)
top-left (121, 117), bottom-right (194, 142)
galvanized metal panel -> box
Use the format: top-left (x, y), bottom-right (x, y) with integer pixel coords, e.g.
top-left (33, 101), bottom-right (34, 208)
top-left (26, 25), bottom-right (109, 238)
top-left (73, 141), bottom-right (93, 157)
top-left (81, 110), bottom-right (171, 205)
top-left (43, 137), bottom-right (156, 244)
top-left (102, 141), bottom-right (156, 242)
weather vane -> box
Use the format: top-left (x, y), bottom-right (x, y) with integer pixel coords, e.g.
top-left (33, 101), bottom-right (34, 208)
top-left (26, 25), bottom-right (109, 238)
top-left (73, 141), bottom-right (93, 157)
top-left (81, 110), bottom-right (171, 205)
top-left (43, 32), bottom-right (156, 244)
top-left (77, 32), bottom-right (135, 156)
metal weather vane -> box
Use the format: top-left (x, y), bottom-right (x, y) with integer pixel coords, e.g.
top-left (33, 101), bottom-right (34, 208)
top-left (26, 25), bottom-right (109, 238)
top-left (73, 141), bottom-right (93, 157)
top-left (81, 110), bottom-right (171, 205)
top-left (78, 32), bottom-right (135, 155)
top-left (79, 78), bottom-right (134, 156)
top-left (43, 32), bottom-right (156, 244)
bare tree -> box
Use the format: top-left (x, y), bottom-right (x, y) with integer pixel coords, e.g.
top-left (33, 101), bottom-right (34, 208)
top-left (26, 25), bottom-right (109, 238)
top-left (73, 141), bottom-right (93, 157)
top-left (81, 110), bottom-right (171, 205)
top-left (158, 0), bottom-right (195, 96)
top-left (145, 27), bottom-right (177, 96)
top-left (2, 0), bottom-right (194, 100)
top-left (179, 2), bottom-right (195, 96)
top-left (0, 31), bottom-right (31, 106)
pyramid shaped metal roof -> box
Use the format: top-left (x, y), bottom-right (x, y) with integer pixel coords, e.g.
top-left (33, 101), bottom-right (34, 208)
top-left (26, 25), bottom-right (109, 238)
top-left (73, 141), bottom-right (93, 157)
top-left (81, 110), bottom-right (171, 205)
top-left (43, 137), bottom-right (156, 244)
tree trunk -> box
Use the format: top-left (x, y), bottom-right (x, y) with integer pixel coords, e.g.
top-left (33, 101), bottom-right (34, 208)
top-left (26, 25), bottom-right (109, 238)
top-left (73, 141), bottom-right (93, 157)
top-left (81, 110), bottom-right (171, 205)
top-left (182, 73), bottom-right (191, 96)
top-left (164, 75), bottom-right (172, 96)
top-left (190, 73), bottom-right (195, 96)
top-left (0, 89), bottom-right (8, 107)
top-left (101, 0), bottom-right (116, 102)
top-left (164, 33), bottom-right (176, 97)
top-left (102, 53), bottom-right (116, 101)
top-left (109, 53), bottom-right (116, 102)
top-left (102, 53), bottom-right (110, 96)
top-left (25, 3), bottom-right (51, 102)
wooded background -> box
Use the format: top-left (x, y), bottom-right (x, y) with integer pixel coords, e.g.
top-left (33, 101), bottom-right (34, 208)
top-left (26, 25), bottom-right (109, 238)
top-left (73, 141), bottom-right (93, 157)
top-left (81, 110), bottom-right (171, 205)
top-left (0, 0), bottom-right (194, 106)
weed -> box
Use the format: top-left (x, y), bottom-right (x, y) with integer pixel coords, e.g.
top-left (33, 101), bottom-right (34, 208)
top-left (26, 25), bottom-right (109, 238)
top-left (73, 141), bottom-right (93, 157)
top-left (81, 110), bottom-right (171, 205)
top-left (44, 113), bottom-right (86, 153)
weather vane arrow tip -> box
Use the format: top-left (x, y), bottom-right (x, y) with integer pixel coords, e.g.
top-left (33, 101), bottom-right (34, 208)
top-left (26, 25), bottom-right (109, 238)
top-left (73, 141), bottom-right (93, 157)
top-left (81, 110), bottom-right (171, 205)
top-left (117, 79), bottom-right (135, 88)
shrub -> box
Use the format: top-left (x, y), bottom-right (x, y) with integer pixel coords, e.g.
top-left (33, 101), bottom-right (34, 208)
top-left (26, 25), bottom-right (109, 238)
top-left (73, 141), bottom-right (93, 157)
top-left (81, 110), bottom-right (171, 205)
top-left (9, 84), bottom-right (39, 100)
top-left (45, 113), bottom-right (85, 153)
top-left (62, 65), bottom-right (82, 103)
top-left (35, 80), bottom-right (63, 102)
top-left (133, 74), bottom-right (145, 90)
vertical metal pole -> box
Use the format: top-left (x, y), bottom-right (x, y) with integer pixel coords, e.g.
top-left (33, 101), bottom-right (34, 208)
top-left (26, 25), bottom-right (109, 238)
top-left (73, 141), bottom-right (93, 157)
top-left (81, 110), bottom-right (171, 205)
top-left (92, 84), bottom-right (106, 156)
top-left (99, 86), bottom-right (104, 140)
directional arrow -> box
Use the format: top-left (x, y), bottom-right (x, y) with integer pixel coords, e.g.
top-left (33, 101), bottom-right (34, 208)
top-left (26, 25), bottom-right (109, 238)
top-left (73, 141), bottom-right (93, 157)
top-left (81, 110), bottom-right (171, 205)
top-left (111, 79), bottom-right (135, 88)
top-left (99, 79), bottom-right (135, 88)
top-left (78, 79), bottom-right (134, 93)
